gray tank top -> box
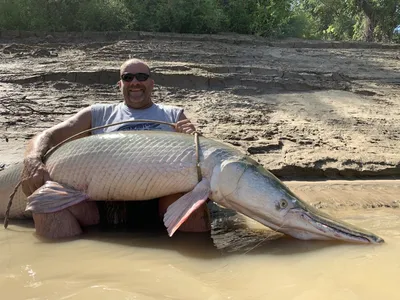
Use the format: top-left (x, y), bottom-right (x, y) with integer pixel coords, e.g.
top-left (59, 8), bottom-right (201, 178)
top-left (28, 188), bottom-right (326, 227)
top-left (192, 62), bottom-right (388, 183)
top-left (90, 102), bottom-right (184, 134)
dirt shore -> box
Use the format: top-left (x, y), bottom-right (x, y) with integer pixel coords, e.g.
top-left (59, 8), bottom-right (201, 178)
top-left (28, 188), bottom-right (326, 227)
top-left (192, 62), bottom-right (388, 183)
top-left (1, 31), bottom-right (399, 180)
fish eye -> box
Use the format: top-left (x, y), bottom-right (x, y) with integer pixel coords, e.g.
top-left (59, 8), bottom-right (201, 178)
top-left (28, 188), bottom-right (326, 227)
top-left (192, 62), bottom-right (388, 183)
top-left (279, 199), bottom-right (288, 209)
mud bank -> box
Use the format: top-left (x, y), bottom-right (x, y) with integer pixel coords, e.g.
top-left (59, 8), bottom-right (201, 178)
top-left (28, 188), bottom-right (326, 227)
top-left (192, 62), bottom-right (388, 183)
top-left (1, 31), bottom-right (399, 179)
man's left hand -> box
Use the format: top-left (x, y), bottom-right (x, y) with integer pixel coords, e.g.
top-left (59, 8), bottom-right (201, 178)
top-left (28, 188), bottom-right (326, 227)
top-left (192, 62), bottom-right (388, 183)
top-left (175, 119), bottom-right (196, 134)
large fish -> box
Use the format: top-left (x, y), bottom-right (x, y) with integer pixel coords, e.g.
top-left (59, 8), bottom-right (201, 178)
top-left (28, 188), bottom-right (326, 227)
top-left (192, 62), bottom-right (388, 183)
top-left (0, 131), bottom-right (384, 244)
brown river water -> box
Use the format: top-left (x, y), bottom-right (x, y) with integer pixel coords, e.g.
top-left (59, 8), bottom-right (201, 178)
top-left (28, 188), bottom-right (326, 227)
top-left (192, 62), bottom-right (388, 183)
top-left (1, 180), bottom-right (399, 300)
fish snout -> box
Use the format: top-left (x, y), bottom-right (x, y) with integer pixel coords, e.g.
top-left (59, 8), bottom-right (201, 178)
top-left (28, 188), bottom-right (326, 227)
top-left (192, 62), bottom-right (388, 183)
top-left (285, 208), bottom-right (385, 244)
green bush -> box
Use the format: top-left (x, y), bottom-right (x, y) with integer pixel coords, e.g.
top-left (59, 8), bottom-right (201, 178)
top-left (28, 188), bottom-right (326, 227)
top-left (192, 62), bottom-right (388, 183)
top-left (0, 0), bottom-right (295, 36)
top-left (74, 0), bottom-right (134, 31)
top-left (284, 12), bottom-right (320, 39)
top-left (123, 0), bottom-right (157, 32)
top-left (223, 0), bottom-right (257, 34)
top-left (152, 0), bottom-right (226, 34)
top-left (0, 0), bottom-right (133, 31)
top-left (251, 0), bottom-right (292, 37)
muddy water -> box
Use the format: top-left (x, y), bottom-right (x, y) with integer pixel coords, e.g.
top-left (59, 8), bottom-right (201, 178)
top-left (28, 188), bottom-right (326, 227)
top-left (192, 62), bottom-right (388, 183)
top-left (1, 181), bottom-right (399, 300)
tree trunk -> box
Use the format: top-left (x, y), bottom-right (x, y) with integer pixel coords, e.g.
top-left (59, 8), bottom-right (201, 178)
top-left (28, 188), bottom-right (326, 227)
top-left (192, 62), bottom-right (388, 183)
top-left (364, 15), bottom-right (375, 42)
top-left (356, 0), bottom-right (376, 42)
top-left (388, 2), bottom-right (398, 40)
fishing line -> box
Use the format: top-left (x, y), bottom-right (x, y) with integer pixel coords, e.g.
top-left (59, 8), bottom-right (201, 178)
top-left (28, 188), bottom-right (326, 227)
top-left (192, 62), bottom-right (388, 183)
top-left (242, 220), bottom-right (288, 255)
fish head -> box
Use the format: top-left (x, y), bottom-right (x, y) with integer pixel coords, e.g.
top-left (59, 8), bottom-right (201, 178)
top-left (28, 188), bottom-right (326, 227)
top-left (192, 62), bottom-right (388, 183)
top-left (215, 158), bottom-right (384, 244)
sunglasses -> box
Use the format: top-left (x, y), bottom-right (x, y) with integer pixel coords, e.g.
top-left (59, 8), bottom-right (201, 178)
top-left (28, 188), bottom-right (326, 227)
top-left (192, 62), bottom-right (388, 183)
top-left (121, 72), bottom-right (150, 82)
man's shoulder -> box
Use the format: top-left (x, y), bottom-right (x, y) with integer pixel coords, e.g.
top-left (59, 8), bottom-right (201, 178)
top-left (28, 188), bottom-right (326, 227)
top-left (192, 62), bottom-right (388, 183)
top-left (90, 103), bottom-right (122, 116)
top-left (91, 103), bottom-right (120, 110)
top-left (149, 103), bottom-right (184, 123)
top-left (153, 103), bottom-right (183, 112)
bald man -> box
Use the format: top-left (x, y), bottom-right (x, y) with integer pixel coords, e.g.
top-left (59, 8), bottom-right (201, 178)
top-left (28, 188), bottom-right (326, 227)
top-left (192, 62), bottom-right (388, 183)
top-left (22, 58), bottom-right (210, 238)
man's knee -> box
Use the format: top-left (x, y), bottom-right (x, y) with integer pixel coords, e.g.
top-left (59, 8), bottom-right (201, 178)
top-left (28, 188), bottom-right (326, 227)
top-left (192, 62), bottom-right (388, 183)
top-left (33, 209), bottom-right (82, 239)
top-left (33, 201), bottom-right (100, 239)
top-left (68, 201), bottom-right (99, 226)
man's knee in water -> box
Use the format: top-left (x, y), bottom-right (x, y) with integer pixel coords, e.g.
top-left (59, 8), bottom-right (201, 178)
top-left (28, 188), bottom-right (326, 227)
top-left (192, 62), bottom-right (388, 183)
top-left (33, 201), bottom-right (99, 239)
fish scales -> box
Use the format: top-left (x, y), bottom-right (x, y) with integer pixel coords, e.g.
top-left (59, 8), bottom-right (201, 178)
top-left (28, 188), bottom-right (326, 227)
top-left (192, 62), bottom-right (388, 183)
top-left (0, 162), bottom-right (29, 218)
top-left (0, 131), bottom-right (239, 218)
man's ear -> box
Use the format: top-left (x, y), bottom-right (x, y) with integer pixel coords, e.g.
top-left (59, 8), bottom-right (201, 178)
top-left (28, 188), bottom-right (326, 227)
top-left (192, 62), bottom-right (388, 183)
top-left (117, 80), bottom-right (122, 88)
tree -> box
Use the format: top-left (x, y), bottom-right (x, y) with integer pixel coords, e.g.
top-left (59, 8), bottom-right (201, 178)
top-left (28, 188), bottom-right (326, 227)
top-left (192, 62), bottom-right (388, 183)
top-left (353, 0), bottom-right (400, 41)
top-left (294, 0), bottom-right (400, 42)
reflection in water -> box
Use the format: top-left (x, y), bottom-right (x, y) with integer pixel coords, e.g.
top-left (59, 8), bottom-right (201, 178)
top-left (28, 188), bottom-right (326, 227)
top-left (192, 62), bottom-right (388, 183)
top-left (1, 203), bottom-right (399, 299)
top-left (209, 202), bottom-right (284, 253)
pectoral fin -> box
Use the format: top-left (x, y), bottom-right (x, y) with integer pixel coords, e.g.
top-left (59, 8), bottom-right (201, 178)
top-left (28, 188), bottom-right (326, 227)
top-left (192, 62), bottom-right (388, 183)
top-left (26, 181), bottom-right (88, 213)
top-left (163, 178), bottom-right (210, 237)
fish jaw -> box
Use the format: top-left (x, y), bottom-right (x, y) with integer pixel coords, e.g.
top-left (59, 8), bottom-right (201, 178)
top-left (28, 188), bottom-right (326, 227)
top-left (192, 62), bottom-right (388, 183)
top-left (278, 206), bottom-right (385, 244)
top-left (212, 158), bottom-right (384, 244)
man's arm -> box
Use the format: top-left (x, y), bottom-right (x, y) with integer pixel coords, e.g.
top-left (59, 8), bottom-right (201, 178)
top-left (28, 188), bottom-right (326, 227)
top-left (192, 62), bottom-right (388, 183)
top-left (175, 112), bottom-right (196, 134)
top-left (22, 107), bottom-right (93, 196)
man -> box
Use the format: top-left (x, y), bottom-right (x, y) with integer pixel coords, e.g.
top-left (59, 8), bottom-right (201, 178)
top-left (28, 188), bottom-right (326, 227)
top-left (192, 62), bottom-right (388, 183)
top-left (22, 58), bottom-right (210, 238)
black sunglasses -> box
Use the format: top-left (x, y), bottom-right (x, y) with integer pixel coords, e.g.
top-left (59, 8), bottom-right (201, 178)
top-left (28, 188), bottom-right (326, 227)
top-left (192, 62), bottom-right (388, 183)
top-left (121, 72), bottom-right (150, 82)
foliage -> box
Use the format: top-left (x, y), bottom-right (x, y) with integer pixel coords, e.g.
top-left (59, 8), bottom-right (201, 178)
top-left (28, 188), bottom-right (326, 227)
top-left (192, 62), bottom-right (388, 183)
top-left (0, 0), bottom-right (399, 42)
top-left (293, 0), bottom-right (400, 42)
top-left (292, 0), bottom-right (356, 40)
top-left (152, 0), bottom-right (226, 33)
top-left (251, 0), bottom-right (293, 37)
top-left (222, 0), bottom-right (258, 34)
top-left (0, 0), bottom-right (134, 31)
top-left (75, 0), bottom-right (134, 31)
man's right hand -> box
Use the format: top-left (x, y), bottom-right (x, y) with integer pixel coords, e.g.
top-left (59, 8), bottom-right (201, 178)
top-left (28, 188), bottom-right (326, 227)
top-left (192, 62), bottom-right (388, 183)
top-left (20, 107), bottom-right (92, 197)
top-left (21, 156), bottom-right (51, 196)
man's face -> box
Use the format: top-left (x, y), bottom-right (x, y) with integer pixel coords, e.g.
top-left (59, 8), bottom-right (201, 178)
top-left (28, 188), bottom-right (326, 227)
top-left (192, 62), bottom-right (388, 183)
top-left (120, 62), bottom-right (154, 109)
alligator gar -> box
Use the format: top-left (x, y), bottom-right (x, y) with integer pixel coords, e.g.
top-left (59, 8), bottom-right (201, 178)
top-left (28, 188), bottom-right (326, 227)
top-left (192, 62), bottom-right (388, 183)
top-left (0, 131), bottom-right (384, 244)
